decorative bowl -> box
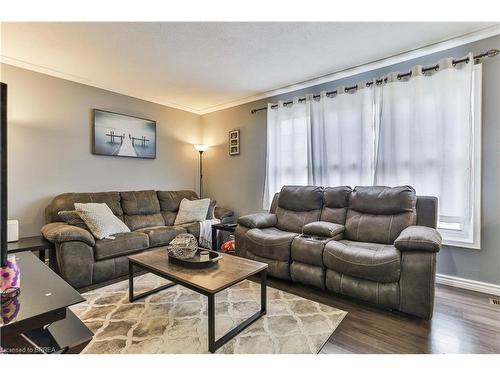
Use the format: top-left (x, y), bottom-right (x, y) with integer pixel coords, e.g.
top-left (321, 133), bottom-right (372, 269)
top-left (166, 233), bottom-right (198, 259)
top-left (168, 247), bottom-right (198, 260)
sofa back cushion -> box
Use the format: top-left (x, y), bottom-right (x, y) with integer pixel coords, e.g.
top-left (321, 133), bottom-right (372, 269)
top-left (269, 192), bottom-right (280, 214)
top-left (45, 192), bottom-right (123, 223)
top-left (416, 196), bottom-right (438, 229)
top-left (157, 190), bottom-right (199, 225)
top-left (276, 186), bottom-right (323, 233)
top-left (120, 190), bottom-right (164, 231)
top-left (320, 186), bottom-right (352, 224)
top-left (344, 185), bottom-right (417, 244)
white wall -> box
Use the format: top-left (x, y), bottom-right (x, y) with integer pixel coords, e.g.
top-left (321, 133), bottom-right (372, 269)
top-left (1, 64), bottom-right (202, 236)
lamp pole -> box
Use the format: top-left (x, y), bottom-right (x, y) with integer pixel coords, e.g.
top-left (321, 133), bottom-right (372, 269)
top-left (198, 150), bottom-right (204, 198)
top-left (194, 144), bottom-right (208, 198)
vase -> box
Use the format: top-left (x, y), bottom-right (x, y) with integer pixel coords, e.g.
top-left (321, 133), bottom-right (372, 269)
top-left (1, 255), bottom-right (21, 291)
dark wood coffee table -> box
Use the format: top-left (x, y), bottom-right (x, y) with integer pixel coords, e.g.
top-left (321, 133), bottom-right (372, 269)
top-left (128, 249), bottom-right (268, 353)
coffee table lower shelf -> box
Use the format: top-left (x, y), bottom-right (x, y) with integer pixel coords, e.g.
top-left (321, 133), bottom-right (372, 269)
top-left (128, 260), bottom-right (267, 353)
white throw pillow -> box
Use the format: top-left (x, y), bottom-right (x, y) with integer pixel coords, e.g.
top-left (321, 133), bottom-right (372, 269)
top-left (174, 198), bottom-right (211, 225)
top-left (74, 203), bottom-right (130, 239)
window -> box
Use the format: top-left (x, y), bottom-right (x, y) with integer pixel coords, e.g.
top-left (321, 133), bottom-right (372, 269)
top-left (263, 101), bottom-right (311, 208)
top-left (437, 64), bottom-right (482, 249)
top-left (264, 58), bottom-right (481, 249)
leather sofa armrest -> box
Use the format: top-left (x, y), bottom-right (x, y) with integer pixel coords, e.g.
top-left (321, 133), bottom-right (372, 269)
top-left (214, 206), bottom-right (234, 221)
top-left (41, 222), bottom-right (95, 247)
top-left (237, 213), bottom-right (277, 229)
top-left (303, 221), bottom-right (344, 238)
top-left (394, 225), bottom-right (442, 252)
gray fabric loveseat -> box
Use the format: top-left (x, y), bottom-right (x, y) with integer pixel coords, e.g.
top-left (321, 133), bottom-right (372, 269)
top-left (41, 190), bottom-right (234, 288)
top-left (235, 185), bottom-right (441, 319)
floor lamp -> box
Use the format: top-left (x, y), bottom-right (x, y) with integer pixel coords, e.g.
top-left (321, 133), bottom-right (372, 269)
top-left (194, 144), bottom-right (208, 198)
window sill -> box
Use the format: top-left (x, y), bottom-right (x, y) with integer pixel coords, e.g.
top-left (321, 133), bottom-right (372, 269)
top-left (441, 237), bottom-right (480, 250)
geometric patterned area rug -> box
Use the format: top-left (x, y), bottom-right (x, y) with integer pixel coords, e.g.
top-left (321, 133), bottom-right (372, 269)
top-left (70, 273), bottom-right (347, 354)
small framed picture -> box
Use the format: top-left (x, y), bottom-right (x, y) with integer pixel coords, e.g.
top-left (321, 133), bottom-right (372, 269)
top-left (229, 130), bottom-right (240, 155)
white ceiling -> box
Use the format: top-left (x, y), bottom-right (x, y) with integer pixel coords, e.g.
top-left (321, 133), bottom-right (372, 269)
top-left (1, 22), bottom-right (498, 114)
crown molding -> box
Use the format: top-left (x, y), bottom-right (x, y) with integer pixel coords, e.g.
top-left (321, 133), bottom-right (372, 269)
top-left (0, 55), bottom-right (204, 115)
top-left (196, 24), bottom-right (500, 114)
top-left (2, 24), bottom-right (499, 116)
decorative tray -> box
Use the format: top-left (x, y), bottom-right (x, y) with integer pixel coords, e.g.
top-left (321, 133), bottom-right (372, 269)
top-left (168, 248), bottom-right (222, 268)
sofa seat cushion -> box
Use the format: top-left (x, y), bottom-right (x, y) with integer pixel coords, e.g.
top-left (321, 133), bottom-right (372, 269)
top-left (323, 240), bottom-right (401, 283)
top-left (94, 232), bottom-right (149, 261)
top-left (246, 227), bottom-right (299, 261)
top-left (177, 221), bottom-right (200, 238)
top-left (135, 226), bottom-right (186, 247)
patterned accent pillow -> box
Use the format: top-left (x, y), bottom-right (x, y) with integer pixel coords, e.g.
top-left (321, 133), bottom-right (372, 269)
top-left (74, 203), bottom-right (130, 239)
top-left (174, 198), bottom-right (210, 225)
top-left (58, 210), bottom-right (88, 229)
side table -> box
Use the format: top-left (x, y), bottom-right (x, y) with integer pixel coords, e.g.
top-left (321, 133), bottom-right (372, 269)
top-left (1, 252), bottom-right (92, 354)
top-left (7, 235), bottom-right (56, 271)
top-left (211, 223), bottom-right (236, 251)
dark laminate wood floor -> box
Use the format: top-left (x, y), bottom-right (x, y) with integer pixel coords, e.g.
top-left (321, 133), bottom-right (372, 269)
top-left (265, 277), bottom-right (500, 354)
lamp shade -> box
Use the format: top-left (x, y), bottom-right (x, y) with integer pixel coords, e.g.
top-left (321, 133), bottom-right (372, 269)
top-left (194, 144), bottom-right (208, 152)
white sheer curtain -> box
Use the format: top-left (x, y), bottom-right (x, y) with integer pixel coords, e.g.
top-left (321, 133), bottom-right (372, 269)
top-left (264, 87), bottom-right (375, 207)
top-left (263, 98), bottom-right (312, 208)
top-left (310, 87), bottom-right (375, 187)
top-left (264, 53), bottom-right (477, 229)
top-left (374, 53), bottom-right (474, 225)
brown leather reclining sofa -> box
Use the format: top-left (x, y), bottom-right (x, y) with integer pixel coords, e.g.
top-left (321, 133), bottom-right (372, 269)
top-left (235, 185), bottom-right (442, 319)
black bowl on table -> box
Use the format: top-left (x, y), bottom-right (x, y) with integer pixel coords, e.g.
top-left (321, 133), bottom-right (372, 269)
top-left (168, 248), bottom-right (222, 268)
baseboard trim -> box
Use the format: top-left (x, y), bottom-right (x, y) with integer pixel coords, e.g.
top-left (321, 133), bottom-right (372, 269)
top-left (436, 274), bottom-right (500, 296)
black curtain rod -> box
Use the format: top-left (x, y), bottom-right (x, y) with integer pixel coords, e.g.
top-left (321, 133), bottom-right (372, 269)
top-left (251, 48), bottom-right (499, 114)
